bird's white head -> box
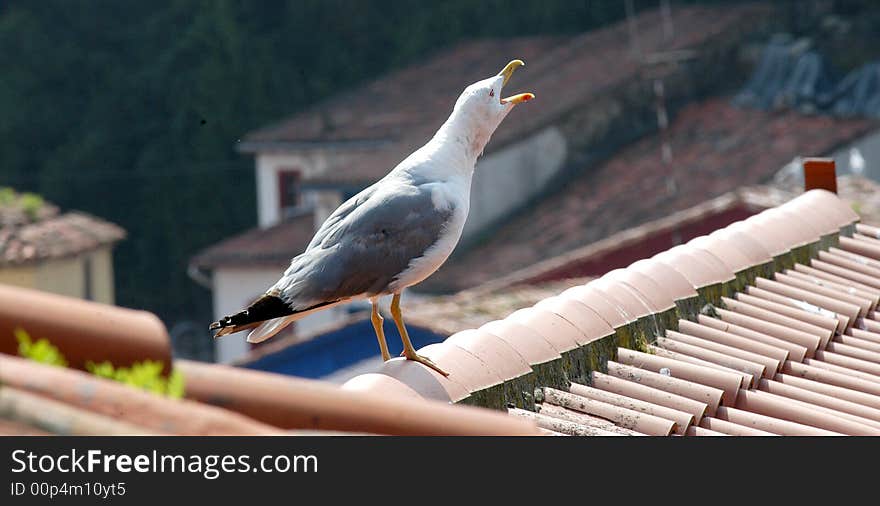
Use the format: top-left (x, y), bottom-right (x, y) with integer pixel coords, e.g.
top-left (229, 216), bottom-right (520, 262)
top-left (442, 59), bottom-right (534, 159)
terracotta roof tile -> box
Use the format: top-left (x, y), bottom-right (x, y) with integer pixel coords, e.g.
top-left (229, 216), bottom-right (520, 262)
top-left (242, 4), bottom-right (768, 184)
top-left (0, 285), bottom-right (540, 436)
top-left (423, 99), bottom-right (876, 293)
top-left (190, 210), bottom-right (314, 269)
top-left (0, 190), bottom-right (125, 265)
top-left (406, 276), bottom-right (593, 336)
top-left (339, 187), bottom-right (880, 436)
top-left (0, 284), bottom-right (171, 373)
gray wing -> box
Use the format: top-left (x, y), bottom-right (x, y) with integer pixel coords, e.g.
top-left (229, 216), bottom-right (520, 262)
top-left (306, 184), bottom-right (378, 251)
top-left (276, 183), bottom-right (454, 309)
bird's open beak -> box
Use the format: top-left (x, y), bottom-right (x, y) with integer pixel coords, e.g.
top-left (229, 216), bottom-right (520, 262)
top-left (497, 59), bottom-right (535, 105)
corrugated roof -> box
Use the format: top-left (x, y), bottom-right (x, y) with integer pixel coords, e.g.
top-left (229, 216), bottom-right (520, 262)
top-left (423, 99), bottom-right (876, 293)
top-left (241, 4), bottom-right (768, 184)
top-left (344, 187), bottom-right (880, 435)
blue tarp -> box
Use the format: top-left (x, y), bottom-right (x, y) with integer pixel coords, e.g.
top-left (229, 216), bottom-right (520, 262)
top-left (242, 318), bottom-right (445, 379)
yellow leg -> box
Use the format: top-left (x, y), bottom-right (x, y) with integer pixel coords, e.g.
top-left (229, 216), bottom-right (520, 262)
top-left (391, 293), bottom-right (449, 377)
top-left (370, 299), bottom-right (391, 362)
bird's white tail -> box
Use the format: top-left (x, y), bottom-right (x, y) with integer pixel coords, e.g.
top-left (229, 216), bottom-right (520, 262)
top-left (244, 299), bottom-right (348, 343)
top-left (246, 315), bottom-right (298, 343)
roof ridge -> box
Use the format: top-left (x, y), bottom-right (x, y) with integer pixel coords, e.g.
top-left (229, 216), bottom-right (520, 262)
top-left (348, 189), bottom-right (865, 415)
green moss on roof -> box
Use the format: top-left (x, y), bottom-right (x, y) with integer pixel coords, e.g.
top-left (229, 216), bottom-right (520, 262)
top-left (0, 187), bottom-right (55, 226)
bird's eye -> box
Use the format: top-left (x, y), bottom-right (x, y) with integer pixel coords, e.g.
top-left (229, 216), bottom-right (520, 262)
top-left (489, 89), bottom-right (495, 97)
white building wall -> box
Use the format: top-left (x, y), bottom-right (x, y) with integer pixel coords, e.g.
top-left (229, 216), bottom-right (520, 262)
top-left (255, 151), bottom-right (336, 228)
top-left (463, 126), bottom-right (568, 240)
top-left (212, 267), bottom-right (346, 363)
top-left (827, 128), bottom-right (880, 180)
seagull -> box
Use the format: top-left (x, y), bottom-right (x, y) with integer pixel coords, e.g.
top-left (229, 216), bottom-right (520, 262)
top-left (210, 59), bottom-right (534, 376)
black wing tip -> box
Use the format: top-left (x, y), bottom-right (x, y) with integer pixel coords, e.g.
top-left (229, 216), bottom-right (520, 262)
top-left (208, 293), bottom-right (293, 338)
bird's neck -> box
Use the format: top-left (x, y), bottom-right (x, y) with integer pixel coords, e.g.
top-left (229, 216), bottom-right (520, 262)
top-left (428, 111), bottom-right (499, 171)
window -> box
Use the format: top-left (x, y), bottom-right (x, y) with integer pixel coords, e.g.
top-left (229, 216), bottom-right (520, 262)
top-left (278, 169), bottom-right (302, 217)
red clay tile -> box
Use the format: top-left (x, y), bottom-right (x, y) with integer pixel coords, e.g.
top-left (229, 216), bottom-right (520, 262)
top-left (726, 220), bottom-right (789, 258)
top-left (568, 382), bottom-right (694, 435)
top-left (721, 295), bottom-right (832, 348)
top-left (480, 319), bottom-right (562, 365)
top-left (341, 373), bottom-right (423, 400)
top-left (699, 413), bottom-right (777, 436)
top-left (758, 378), bottom-right (880, 427)
top-left (753, 277), bottom-right (858, 330)
top-left (606, 361), bottom-right (723, 416)
top-left (0, 194), bottom-right (125, 267)
top-left (664, 330), bottom-right (779, 377)
top-left (709, 228), bottom-right (773, 267)
top-left (734, 388), bottom-right (872, 435)
top-left (628, 259), bottom-right (699, 300)
top-left (743, 285), bottom-right (847, 333)
top-left (590, 370), bottom-right (708, 422)
top-left (506, 306), bottom-right (583, 351)
top-left (649, 345), bottom-right (755, 389)
top-left (0, 284), bottom-right (171, 373)
top-left (541, 387), bottom-right (675, 436)
top-left (191, 211), bottom-right (315, 269)
top-left (617, 348), bottom-right (742, 406)
top-left (377, 357), bottom-right (470, 403)
top-left (687, 235), bottom-right (753, 273)
top-left (653, 248), bottom-right (724, 288)
top-left (587, 278), bottom-right (654, 320)
top-left (774, 272), bottom-right (871, 318)
top-left (446, 328), bottom-right (532, 382)
top-left (699, 314), bottom-right (809, 363)
top-left (809, 258), bottom-right (880, 291)
top-left (602, 269), bottom-right (676, 313)
top-left (717, 404), bottom-right (839, 436)
top-left (416, 342), bottom-right (506, 394)
top-left (559, 285), bottom-right (632, 328)
top-left (713, 307), bottom-right (821, 357)
top-left (534, 296), bottom-right (615, 343)
top-left (678, 319), bottom-right (791, 366)
top-left (686, 425), bottom-right (728, 436)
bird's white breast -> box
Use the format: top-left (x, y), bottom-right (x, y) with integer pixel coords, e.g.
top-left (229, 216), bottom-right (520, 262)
top-left (388, 175), bottom-right (470, 292)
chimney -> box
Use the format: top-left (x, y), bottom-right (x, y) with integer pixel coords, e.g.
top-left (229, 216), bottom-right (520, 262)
top-left (803, 157), bottom-right (837, 194)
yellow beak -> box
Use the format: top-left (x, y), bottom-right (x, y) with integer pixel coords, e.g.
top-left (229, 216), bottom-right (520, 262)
top-left (501, 93), bottom-right (535, 105)
top-left (498, 59), bottom-right (525, 86)
top-left (497, 59), bottom-right (535, 104)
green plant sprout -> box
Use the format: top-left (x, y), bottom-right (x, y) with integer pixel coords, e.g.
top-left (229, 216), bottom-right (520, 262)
top-left (15, 327), bottom-right (68, 368)
top-left (86, 360), bottom-right (185, 399)
top-left (0, 187), bottom-right (16, 206)
top-left (14, 327), bottom-right (184, 398)
top-left (19, 192), bottom-right (45, 220)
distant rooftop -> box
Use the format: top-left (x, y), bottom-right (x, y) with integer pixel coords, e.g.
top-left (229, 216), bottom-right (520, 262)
top-left (423, 98), bottom-right (876, 293)
top-left (190, 210), bottom-right (314, 270)
top-left (0, 187), bottom-right (125, 266)
top-left (240, 4), bottom-right (769, 185)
